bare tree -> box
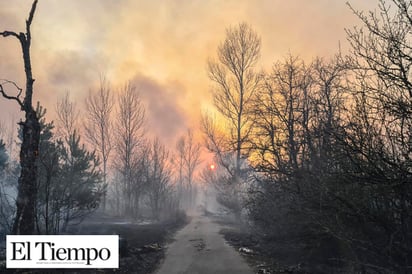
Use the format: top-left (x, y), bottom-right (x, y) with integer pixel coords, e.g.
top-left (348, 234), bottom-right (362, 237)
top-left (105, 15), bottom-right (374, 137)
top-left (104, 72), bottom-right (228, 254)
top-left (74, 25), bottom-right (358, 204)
top-left (311, 56), bottom-right (348, 167)
top-left (0, 0), bottom-right (40, 234)
top-left (55, 91), bottom-right (79, 141)
top-left (84, 77), bottom-right (114, 211)
top-left (175, 129), bottom-right (202, 209)
top-left (244, 3), bottom-right (412, 268)
top-left (175, 137), bottom-right (185, 205)
top-left (252, 54), bottom-right (312, 175)
top-left (113, 82), bottom-right (145, 217)
top-left (183, 130), bottom-right (201, 190)
top-left (329, 1), bottom-right (412, 270)
top-left (207, 22), bottom-right (261, 176)
top-left (146, 138), bottom-right (172, 220)
top-left (204, 22), bottom-right (261, 220)
top-left (247, 55), bottom-right (356, 272)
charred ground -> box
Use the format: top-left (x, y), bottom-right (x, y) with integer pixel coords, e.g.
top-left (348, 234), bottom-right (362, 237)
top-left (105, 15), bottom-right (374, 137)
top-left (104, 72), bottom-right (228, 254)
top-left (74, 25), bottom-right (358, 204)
top-left (0, 212), bottom-right (188, 274)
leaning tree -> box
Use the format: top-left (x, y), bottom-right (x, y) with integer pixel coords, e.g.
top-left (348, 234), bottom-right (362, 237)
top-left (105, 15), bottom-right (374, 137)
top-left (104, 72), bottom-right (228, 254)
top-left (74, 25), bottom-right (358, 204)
top-left (0, 0), bottom-right (40, 234)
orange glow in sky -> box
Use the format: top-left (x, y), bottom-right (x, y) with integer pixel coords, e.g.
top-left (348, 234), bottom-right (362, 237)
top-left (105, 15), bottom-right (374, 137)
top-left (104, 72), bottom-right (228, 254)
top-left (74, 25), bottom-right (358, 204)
top-left (0, 0), bottom-right (377, 148)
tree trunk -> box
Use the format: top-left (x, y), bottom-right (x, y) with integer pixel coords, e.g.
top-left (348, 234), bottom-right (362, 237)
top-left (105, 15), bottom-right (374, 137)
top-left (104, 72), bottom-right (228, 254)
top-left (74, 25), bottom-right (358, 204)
top-left (7, 0), bottom-right (40, 234)
top-left (12, 109), bottom-right (40, 234)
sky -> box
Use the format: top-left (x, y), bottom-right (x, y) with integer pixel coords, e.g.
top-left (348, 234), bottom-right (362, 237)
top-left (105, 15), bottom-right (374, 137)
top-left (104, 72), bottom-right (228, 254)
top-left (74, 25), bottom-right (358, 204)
top-left (0, 0), bottom-right (377, 149)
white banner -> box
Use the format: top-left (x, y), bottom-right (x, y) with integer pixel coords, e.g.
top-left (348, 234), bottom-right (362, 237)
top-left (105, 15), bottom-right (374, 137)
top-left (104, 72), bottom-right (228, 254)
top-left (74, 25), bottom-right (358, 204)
top-left (6, 235), bottom-right (119, 269)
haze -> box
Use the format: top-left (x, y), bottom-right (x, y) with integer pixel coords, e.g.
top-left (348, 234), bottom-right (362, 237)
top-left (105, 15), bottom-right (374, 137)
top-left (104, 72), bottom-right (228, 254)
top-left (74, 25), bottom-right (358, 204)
top-left (0, 0), bottom-right (375, 145)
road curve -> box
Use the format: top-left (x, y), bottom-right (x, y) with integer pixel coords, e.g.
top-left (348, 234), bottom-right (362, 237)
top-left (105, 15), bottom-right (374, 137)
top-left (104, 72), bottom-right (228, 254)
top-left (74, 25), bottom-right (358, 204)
top-left (155, 215), bottom-right (253, 274)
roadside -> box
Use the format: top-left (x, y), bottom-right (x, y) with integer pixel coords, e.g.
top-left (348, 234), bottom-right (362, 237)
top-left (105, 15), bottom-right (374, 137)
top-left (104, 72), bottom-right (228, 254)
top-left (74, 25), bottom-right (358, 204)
top-left (218, 217), bottom-right (346, 274)
top-left (213, 213), bottom-right (309, 274)
top-left (220, 226), bottom-right (305, 274)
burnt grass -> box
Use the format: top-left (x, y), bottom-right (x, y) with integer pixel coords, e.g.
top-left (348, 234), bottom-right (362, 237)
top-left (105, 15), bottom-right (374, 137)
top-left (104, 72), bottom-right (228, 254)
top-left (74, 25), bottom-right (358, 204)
top-left (0, 214), bottom-right (189, 274)
top-left (216, 216), bottom-right (345, 274)
top-left (220, 226), bottom-right (307, 274)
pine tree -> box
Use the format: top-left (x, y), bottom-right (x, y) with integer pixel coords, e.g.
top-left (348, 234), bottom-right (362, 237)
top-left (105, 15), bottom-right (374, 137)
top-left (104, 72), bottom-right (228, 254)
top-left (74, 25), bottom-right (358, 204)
top-left (35, 105), bottom-right (104, 234)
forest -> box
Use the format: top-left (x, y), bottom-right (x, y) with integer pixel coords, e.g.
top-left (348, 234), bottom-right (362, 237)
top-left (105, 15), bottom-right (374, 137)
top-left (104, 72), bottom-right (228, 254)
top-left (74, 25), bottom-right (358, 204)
top-left (0, 0), bottom-right (411, 273)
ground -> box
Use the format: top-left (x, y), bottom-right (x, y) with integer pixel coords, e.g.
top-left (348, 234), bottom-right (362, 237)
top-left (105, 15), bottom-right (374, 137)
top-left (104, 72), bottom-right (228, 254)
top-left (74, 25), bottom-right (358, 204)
top-left (220, 226), bottom-right (306, 274)
top-left (218, 217), bottom-right (346, 274)
top-left (0, 211), bottom-right (337, 274)
top-left (0, 213), bottom-right (188, 274)
top-left (155, 214), bottom-right (253, 274)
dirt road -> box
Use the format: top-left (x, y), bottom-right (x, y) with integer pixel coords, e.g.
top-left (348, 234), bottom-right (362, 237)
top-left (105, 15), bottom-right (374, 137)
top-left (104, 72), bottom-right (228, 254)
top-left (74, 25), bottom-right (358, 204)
top-left (155, 215), bottom-right (253, 274)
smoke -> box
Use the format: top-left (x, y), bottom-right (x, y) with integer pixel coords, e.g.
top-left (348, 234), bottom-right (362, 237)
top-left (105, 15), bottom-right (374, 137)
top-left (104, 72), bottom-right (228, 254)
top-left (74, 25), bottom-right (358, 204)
top-left (130, 74), bottom-right (187, 144)
top-left (0, 0), bottom-right (377, 147)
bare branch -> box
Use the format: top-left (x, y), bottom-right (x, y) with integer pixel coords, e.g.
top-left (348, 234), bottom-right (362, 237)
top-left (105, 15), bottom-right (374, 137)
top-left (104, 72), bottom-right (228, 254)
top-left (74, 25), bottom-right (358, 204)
top-left (0, 79), bottom-right (23, 98)
top-left (27, 0), bottom-right (38, 29)
top-left (0, 82), bottom-right (23, 108)
top-left (25, 0), bottom-right (38, 44)
top-left (0, 31), bottom-right (19, 39)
